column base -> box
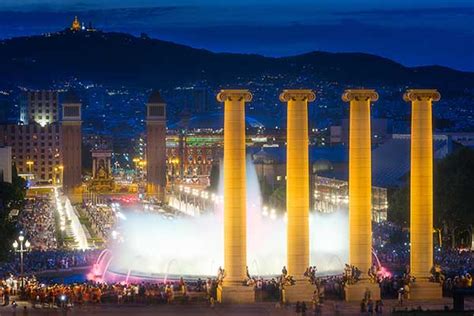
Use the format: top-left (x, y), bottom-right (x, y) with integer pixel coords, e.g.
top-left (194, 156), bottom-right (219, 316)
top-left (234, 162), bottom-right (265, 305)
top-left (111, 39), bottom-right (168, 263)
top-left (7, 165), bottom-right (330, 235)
top-left (217, 284), bottom-right (255, 304)
top-left (409, 281), bottom-right (442, 300)
top-left (344, 281), bottom-right (380, 302)
top-left (284, 281), bottom-right (316, 304)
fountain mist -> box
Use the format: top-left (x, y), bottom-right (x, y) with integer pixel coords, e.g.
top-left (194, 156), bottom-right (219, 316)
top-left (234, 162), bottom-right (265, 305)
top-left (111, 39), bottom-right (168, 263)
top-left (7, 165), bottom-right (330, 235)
top-left (106, 159), bottom-right (348, 280)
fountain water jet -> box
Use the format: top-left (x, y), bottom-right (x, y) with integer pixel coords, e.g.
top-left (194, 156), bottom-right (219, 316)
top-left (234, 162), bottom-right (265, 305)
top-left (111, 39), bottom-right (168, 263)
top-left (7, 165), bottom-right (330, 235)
top-left (96, 159), bottom-right (349, 281)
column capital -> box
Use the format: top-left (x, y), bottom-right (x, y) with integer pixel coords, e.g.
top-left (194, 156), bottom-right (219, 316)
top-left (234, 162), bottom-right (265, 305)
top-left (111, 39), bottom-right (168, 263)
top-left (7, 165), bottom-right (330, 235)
top-left (279, 89), bottom-right (316, 102)
top-left (342, 89), bottom-right (378, 102)
top-left (216, 89), bottom-right (252, 102)
top-left (403, 89), bottom-right (441, 102)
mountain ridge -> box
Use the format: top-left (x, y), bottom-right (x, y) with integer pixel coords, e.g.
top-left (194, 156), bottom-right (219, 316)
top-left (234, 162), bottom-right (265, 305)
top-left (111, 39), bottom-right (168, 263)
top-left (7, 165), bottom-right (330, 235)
top-left (0, 30), bottom-right (473, 90)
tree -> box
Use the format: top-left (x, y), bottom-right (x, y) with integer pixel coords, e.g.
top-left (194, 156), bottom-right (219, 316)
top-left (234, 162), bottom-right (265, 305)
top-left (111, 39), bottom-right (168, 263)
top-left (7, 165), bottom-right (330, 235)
top-left (387, 186), bottom-right (409, 227)
top-left (0, 163), bottom-right (27, 260)
top-left (434, 147), bottom-right (474, 247)
top-left (208, 164), bottom-right (220, 193)
top-left (268, 183), bottom-right (286, 212)
top-left (389, 147), bottom-right (474, 248)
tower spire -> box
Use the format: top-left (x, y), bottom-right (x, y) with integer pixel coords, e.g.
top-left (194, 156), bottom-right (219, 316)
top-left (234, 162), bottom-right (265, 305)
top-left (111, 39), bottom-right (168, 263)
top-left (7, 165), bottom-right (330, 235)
top-left (71, 16), bottom-right (81, 31)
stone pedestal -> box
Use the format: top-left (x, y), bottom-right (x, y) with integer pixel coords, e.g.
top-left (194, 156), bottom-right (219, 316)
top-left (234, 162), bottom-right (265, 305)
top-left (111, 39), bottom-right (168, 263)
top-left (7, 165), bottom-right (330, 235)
top-left (344, 282), bottom-right (381, 302)
top-left (284, 282), bottom-right (316, 304)
top-left (409, 282), bottom-right (442, 300)
top-left (217, 284), bottom-right (255, 304)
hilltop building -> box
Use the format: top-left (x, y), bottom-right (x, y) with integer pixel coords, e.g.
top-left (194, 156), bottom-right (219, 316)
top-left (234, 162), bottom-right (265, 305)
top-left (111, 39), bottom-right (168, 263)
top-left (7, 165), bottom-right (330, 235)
top-left (71, 16), bottom-right (81, 32)
top-left (68, 16), bottom-right (97, 33)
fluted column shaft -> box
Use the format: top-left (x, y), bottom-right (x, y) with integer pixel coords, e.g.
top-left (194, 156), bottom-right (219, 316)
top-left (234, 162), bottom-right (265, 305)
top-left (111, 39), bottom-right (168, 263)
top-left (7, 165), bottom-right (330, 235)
top-left (343, 89), bottom-right (378, 278)
top-left (218, 89), bottom-right (252, 285)
top-left (280, 89), bottom-right (316, 280)
top-left (404, 89), bottom-right (441, 280)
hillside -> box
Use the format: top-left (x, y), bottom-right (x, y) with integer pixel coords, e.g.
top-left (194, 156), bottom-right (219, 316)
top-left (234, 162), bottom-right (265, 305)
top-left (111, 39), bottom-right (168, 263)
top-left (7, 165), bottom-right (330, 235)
top-left (0, 30), bottom-right (473, 90)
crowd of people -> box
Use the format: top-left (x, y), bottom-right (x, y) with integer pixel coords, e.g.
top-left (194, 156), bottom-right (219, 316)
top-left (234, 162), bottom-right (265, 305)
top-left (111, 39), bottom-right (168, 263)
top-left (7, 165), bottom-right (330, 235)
top-left (1, 195), bottom-right (472, 312)
top-left (373, 222), bottom-right (473, 277)
top-left (0, 249), bottom-right (101, 277)
top-left (82, 204), bottom-right (116, 240)
top-left (18, 197), bottom-right (57, 250)
top-left (0, 275), bottom-right (217, 308)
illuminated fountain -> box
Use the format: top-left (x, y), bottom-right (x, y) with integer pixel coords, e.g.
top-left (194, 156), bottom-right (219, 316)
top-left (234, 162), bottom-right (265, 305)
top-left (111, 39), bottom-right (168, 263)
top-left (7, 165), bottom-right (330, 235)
top-left (92, 159), bottom-right (349, 282)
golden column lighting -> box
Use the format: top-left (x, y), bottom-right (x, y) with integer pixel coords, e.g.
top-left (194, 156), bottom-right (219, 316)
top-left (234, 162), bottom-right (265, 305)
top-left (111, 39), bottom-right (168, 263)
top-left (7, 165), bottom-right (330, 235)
top-left (280, 89), bottom-right (316, 303)
top-left (404, 89), bottom-right (442, 299)
top-left (216, 89), bottom-right (254, 303)
top-left (342, 89), bottom-right (380, 301)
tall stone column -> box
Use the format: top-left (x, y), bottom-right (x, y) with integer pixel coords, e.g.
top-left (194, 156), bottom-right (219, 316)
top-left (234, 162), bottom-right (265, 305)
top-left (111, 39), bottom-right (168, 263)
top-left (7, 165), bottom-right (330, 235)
top-left (216, 89), bottom-right (254, 303)
top-left (279, 89), bottom-right (316, 302)
top-left (404, 89), bottom-right (442, 299)
top-left (342, 89), bottom-right (380, 301)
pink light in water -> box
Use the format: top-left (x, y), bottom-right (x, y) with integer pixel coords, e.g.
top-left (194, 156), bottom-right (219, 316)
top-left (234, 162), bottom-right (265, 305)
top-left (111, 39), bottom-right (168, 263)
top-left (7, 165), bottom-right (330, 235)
top-left (378, 266), bottom-right (392, 278)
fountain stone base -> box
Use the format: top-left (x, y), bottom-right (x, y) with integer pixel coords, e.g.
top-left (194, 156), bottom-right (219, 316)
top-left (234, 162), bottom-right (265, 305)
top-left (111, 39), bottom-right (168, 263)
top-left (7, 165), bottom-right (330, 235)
top-left (409, 281), bottom-right (442, 300)
top-left (217, 284), bottom-right (255, 304)
top-left (344, 281), bottom-right (381, 302)
top-left (284, 281), bottom-right (316, 304)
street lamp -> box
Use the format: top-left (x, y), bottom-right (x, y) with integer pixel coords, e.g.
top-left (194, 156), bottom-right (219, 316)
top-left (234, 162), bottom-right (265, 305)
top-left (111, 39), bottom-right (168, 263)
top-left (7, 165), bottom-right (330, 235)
top-left (58, 165), bottom-right (64, 186)
top-left (13, 232), bottom-right (30, 287)
top-left (133, 157), bottom-right (140, 176)
top-left (26, 160), bottom-right (34, 180)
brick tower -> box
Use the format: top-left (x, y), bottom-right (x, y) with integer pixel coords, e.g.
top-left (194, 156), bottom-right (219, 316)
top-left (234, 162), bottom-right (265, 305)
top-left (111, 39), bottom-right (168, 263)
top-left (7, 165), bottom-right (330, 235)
top-left (146, 91), bottom-right (167, 201)
top-left (61, 90), bottom-right (82, 200)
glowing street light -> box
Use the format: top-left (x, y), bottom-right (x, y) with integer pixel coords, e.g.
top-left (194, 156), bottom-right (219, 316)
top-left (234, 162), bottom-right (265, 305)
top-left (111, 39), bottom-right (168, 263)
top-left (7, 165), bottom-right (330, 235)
top-left (26, 160), bottom-right (34, 175)
top-left (12, 232), bottom-right (31, 287)
top-left (58, 165), bottom-right (64, 185)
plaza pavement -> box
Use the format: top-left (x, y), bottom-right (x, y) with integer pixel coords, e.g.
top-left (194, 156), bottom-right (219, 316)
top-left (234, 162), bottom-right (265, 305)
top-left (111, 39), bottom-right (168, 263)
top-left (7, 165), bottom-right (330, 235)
top-left (1, 297), bottom-right (474, 315)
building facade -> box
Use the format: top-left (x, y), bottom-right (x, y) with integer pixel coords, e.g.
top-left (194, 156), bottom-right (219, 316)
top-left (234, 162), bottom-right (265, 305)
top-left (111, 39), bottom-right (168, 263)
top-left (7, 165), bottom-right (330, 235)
top-left (20, 91), bottom-right (59, 126)
top-left (0, 90), bottom-right (82, 187)
top-left (0, 118), bottom-right (62, 182)
top-left (313, 175), bottom-right (388, 222)
top-left (0, 146), bottom-right (12, 183)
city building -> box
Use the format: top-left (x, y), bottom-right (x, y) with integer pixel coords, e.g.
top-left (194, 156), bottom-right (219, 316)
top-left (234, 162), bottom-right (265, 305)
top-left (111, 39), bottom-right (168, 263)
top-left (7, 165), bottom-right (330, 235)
top-left (444, 132), bottom-right (474, 148)
top-left (0, 90), bottom-right (82, 187)
top-left (20, 91), bottom-right (59, 126)
top-left (0, 146), bottom-right (12, 183)
top-left (0, 123), bottom-right (62, 181)
top-left (166, 133), bottom-right (221, 186)
top-left (170, 86), bottom-right (214, 114)
top-left (89, 148), bottom-right (114, 192)
top-left (330, 118), bottom-right (393, 145)
top-left (313, 176), bottom-right (388, 222)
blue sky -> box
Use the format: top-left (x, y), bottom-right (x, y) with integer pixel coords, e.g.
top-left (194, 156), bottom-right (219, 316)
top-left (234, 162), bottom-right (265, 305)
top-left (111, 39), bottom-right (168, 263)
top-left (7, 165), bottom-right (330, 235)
top-left (1, 0), bottom-right (473, 71)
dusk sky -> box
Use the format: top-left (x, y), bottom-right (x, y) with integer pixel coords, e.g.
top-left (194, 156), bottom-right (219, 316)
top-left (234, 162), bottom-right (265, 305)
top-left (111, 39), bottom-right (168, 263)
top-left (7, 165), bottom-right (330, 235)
top-left (1, 0), bottom-right (473, 71)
